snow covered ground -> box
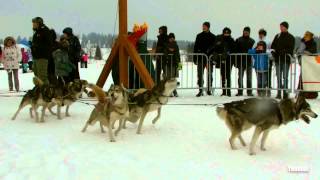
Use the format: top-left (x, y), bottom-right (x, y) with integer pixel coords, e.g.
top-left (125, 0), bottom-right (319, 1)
top-left (0, 60), bottom-right (319, 180)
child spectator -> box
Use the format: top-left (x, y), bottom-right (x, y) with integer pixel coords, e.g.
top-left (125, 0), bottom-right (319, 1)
top-left (1, 37), bottom-right (21, 92)
top-left (249, 41), bottom-right (269, 97)
top-left (21, 48), bottom-right (30, 73)
top-left (164, 33), bottom-right (181, 97)
top-left (81, 53), bottom-right (89, 68)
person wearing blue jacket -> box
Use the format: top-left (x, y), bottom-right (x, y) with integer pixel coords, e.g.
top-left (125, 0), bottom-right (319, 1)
top-left (249, 41), bottom-right (269, 97)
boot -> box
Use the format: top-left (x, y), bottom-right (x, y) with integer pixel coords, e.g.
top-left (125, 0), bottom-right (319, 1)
top-left (173, 90), bottom-right (179, 97)
top-left (196, 90), bottom-right (204, 97)
top-left (276, 91), bottom-right (282, 99)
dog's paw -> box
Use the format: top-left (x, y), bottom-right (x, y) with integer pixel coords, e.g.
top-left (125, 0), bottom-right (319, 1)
top-left (230, 145), bottom-right (238, 150)
top-left (110, 139), bottom-right (116, 142)
top-left (260, 147), bottom-right (267, 151)
top-left (66, 114), bottom-right (71, 117)
top-left (249, 152), bottom-right (256, 156)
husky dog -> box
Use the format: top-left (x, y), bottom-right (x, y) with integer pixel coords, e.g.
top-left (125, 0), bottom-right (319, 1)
top-left (11, 77), bottom-right (57, 123)
top-left (216, 95), bottom-right (318, 155)
top-left (125, 78), bottom-right (177, 134)
top-left (81, 84), bottom-right (129, 142)
top-left (48, 79), bottom-right (88, 119)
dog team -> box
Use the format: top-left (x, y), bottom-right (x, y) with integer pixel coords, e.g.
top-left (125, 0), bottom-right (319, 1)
top-left (9, 76), bottom-right (318, 155)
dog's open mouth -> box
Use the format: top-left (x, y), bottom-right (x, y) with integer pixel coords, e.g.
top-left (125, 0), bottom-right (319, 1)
top-left (301, 114), bottom-right (311, 124)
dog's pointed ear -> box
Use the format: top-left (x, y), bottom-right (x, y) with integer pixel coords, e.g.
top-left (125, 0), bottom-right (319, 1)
top-left (296, 93), bottom-right (306, 110)
top-left (120, 83), bottom-right (127, 91)
top-left (297, 93), bottom-right (306, 103)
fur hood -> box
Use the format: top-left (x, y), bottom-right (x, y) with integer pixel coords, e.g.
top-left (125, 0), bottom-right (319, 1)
top-left (4, 37), bottom-right (16, 47)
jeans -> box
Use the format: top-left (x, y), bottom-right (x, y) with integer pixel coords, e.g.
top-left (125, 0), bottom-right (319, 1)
top-left (275, 62), bottom-right (291, 96)
top-left (257, 72), bottom-right (268, 94)
top-left (7, 69), bottom-right (19, 91)
top-left (220, 59), bottom-right (232, 95)
top-left (238, 64), bottom-right (253, 95)
top-left (197, 60), bottom-right (213, 91)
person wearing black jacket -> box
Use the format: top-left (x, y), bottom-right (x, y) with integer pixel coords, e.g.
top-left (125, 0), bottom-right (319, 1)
top-left (193, 22), bottom-right (216, 97)
top-left (235, 27), bottom-right (255, 96)
top-left (271, 21), bottom-right (295, 99)
top-left (63, 27), bottom-right (81, 81)
top-left (48, 29), bottom-right (59, 85)
top-left (213, 27), bottom-right (236, 96)
top-left (31, 17), bottom-right (53, 84)
top-left (155, 26), bottom-right (168, 84)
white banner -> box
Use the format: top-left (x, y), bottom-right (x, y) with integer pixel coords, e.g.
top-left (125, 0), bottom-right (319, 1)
top-left (302, 55), bottom-right (320, 91)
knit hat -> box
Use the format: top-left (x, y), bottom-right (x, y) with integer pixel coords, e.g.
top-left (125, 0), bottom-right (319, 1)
top-left (243, 26), bottom-right (251, 33)
top-left (32, 17), bottom-right (44, 25)
top-left (168, 33), bottom-right (175, 39)
top-left (203, 22), bottom-right (210, 29)
top-left (280, 21), bottom-right (289, 29)
top-left (159, 26), bottom-right (168, 34)
top-left (223, 27), bottom-right (232, 34)
top-left (63, 27), bottom-right (73, 36)
top-left (259, 29), bottom-right (267, 36)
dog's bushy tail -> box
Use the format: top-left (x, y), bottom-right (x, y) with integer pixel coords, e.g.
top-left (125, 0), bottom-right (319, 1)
top-left (33, 77), bottom-right (44, 87)
top-left (88, 84), bottom-right (106, 104)
top-left (216, 106), bottom-right (227, 121)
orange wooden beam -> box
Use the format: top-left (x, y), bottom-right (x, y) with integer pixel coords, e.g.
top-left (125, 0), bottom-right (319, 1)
top-left (125, 40), bottom-right (154, 89)
top-left (96, 42), bottom-right (119, 88)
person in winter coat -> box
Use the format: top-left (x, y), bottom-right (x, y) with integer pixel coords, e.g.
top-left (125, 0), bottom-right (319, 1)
top-left (271, 21), bottom-right (295, 99)
top-left (31, 17), bottom-right (53, 84)
top-left (63, 27), bottom-right (81, 81)
top-left (163, 33), bottom-right (180, 97)
top-left (297, 31), bottom-right (318, 99)
top-left (52, 37), bottom-right (75, 86)
top-left (1, 37), bottom-right (21, 92)
top-left (27, 42), bottom-right (33, 71)
top-left (81, 53), bottom-right (89, 68)
top-left (256, 29), bottom-right (273, 97)
top-left (155, 26), bottom-right (169, 84)
top-left (235, 27), bottom-right (255, 96)
top-left (48, 29), bottom-right (60, 85)
top-left (21, 48), bottom-right (29, 73)
top-left (193, 22), bottom-right (216, 97)
top-left (249, 41), bottom-right (269, 97)
top-left (297, 31), bottom-right (317, 55)
top-left (213, 27), bottom-right (236, 97)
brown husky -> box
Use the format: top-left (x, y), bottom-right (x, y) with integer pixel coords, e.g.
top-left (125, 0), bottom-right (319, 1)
top-left (81, 84), bottom-right (129, 142)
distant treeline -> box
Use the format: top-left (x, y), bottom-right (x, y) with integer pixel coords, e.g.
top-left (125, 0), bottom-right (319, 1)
top-left (1, 34), bottom-right (319, 53)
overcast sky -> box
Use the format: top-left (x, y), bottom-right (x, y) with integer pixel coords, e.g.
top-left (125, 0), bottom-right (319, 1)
top-left (0, 0), bottom-right (319, 42)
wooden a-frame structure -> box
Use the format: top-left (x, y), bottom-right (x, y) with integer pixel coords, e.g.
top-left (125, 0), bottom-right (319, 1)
top-left (96, 0), bottom-right (154, 89)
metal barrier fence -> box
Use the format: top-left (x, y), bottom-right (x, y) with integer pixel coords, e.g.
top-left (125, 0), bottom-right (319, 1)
top-left (127, 53), bottom-right (307, 96)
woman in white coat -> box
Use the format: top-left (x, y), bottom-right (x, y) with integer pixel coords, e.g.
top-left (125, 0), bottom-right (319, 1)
top-left (1, 37), bottom-right (21, 92)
